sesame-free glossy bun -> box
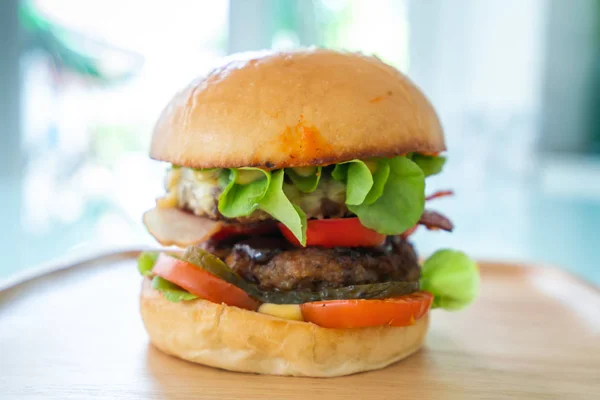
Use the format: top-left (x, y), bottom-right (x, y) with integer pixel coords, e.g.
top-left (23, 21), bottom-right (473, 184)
top-left (150, 49), bottom-right (444, 169)
top-left (140, 279), bottom-right (429, 377)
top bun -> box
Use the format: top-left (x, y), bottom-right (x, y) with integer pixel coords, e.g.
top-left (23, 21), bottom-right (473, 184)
top-left (150, 48), bottom-right (445, 169)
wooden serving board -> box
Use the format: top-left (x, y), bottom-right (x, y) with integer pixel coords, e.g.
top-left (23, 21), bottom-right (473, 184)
top-left (1, 251), bottom-right (599, 400)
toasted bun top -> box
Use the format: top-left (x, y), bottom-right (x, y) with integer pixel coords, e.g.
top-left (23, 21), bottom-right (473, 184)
top-left (150, 48), bottom-right (444, 169)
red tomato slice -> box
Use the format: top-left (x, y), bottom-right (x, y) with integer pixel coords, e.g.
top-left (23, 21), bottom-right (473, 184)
top-left (278, 218), bottom-right (386, 248)
top-left (300, 291), bottom-right (433, 329)
top-left (152, 253), bottom-right (259, 310)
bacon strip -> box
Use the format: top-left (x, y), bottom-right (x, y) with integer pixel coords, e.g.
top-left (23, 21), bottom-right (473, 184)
top-left (418, 210), bottom-right (453, 232)
top-left (426, 190), bottom-right (454, 201)
top-left (143, 207), bottom-right (276, 247)
top-left (143, 207), bottom-right (225, 247)
top-left (400, 209), bottom-right (454, 239)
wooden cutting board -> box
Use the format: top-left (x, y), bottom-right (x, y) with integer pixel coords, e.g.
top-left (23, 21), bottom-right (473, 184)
top-left (0, 251), bottom-right (599, 400)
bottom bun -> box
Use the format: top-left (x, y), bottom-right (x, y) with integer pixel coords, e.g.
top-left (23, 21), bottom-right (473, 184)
top-left (140, 278), bottom-right (429, 377)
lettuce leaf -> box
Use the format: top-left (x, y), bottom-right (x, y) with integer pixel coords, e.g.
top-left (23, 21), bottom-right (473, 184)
top-left (363, 159), bottom-right (390, 205)
top-left (258, 169), bottom-right (307, 245)
top-left (218, 168), bottom-right (270, 218)
top-left (138, 251), bottom-right (198, 303)
top-left (420, 249), bottom-right (479, 310)
top-left (332, 161), bottom-right (374, 205)
top-left (137, 251), bottom-right (158, 277)
top-left (348, 156), bottom-right (424, 234)
top-left (218, 169), bottom-right (231, 188)
top-left (331, 163), bottom-right (346, 182)
top-left (332, 158), bottom-right (392, 208)
top-left (345, 162), bottom-right (374, 205)
top-left (213, 155), bottom-right (434, 241)
top-left (151, 276), bottom-right (198, 302)
top-left (412, 154), bottom-right (446, 177)
top-left (216, 168), bottom-right (306, 244)
top-left (286, 167), bottom-right (322, 193)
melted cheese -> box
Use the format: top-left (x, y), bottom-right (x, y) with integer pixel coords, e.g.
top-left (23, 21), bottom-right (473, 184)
top-left (156, 190), bottom-right (178, 208)
top-left (258, 303), bottom-right (304, 321)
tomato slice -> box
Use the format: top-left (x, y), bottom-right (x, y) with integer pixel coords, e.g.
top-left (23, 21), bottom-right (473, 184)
top-left (152, 253), bottom-right (259, 310)
top-left (278, 218), bottom-right (386, 248)
top-left (300, 291), bottom-right (433, 328)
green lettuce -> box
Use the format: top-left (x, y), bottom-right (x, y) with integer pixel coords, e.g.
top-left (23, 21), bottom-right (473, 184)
top-left (363, 159), bottom-right (391, 205)
top-left (411, 154), bottom-right (446, 177)
top-left (348, 156), bottom-right (425, 234)
top-left (420, 249), bottom-right (479, 310)
top-left (218, 169), bottom-right (231, 188)
top-left (258, 170), bottom-right (307, 245)
top-left (136, 252), bottom-right (198, 302)
top-left (286, 167), bottom-right (322, 193)
top-left (213, 153), bottom-right (440, 243)
top-left (218, 168), bottom-right (307, 245)
top-left (151, 276), bottom-right (198, 302)
top-left (137, 251), bottom-right (158, 277)
top-left (332, 159), bottom-right (392, 206)
top-left (218, 168), bottom-right (270, 217)
top-left (332, 161), bottom-right (373, 205)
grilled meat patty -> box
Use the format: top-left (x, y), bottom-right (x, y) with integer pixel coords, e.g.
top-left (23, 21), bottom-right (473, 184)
top-left (201, 236), bottom-right (420, 291)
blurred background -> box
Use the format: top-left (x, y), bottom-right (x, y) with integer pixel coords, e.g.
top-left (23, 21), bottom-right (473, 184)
top-left (1, 0), bottom-right (599, 285)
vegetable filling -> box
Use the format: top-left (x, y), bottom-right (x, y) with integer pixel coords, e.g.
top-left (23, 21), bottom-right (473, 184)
top-left (161, 154), bottom-right (446, 245)
top-left (141, 152), bottom-right (480, 328)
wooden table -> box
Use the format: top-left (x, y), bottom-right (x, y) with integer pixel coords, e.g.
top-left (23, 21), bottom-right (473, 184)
top-left (1, 252), bottom-right (599, 399)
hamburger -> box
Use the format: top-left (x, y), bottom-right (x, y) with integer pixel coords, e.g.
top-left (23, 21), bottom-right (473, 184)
top-left (137, 49), bottom-right (479, 377)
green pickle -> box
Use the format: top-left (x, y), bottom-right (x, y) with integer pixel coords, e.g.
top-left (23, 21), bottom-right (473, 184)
top-left (182, 247), bottom-right (419, 304)
top-left (182, 247), bottom-right (253, 291)
top-left (250, 281), bottom-right (420, 304)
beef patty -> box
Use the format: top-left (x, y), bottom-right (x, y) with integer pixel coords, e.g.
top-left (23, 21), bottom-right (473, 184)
top-left (202, 236), bottom-right (420, 291)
